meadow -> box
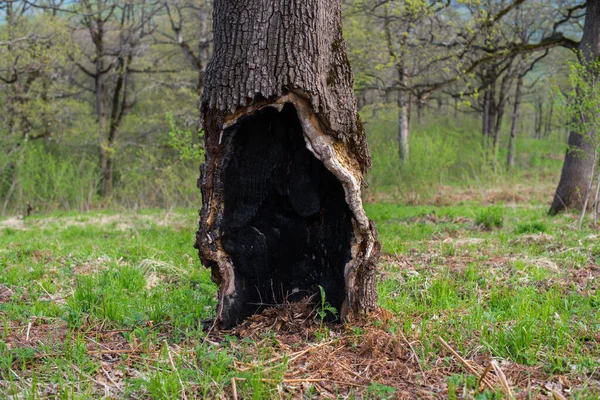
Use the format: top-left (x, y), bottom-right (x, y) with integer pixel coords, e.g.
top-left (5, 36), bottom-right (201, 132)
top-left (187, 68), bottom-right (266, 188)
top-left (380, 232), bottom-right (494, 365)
top-left (1, 110), bottom-right (599, 399)
top-left (1, 192), bottom-right (599, 398)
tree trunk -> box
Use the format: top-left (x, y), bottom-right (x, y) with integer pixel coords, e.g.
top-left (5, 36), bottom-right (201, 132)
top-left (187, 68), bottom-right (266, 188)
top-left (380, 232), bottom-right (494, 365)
top-left (544, 99), bottom-right (554, 138)
top-left (398, 85), bottom-right (409, 164)
top-left (493, 68), bottom-right (512, 149)
top-left (549, 0), bottom-right (600, 215)
top-left (454, 97), bottom-right (458, 118)
top-left (534, 97), bottom-right (543, 139)
top-left (416, 97), bottom-right (424, 125)
top-left (492, 102), bottom-right (504, 160)
top-left (94, 14), bottom-right (109, 197)
top-left (195, 0), bottom-right (211, 92)
top-left (507, 72), bottom-right (524, 170)
top-left (487, 84), bottom-right (497, 141)
top-left (195, 0), bottom-right (380, 328)
top-left (482, 89), bottom-right (489, 140)
top-left (100, 149), bottom-right (114, 198)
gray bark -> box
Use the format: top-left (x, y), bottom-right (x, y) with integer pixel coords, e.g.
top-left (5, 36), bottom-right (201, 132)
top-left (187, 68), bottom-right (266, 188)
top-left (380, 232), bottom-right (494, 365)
top-left (200, 0), bottom-right (370, 170)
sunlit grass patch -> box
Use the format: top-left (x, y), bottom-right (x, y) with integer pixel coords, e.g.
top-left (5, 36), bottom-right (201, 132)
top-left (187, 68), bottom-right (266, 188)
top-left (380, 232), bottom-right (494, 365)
top-left (1, 206), bottom-right (599, 398)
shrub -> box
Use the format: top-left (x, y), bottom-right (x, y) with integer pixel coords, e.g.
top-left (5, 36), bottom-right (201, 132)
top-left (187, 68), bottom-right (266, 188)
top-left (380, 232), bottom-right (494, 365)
top-left (515, 221), bottom-right (547, 234)
top-left (475, 206), bottom-right (504, 230)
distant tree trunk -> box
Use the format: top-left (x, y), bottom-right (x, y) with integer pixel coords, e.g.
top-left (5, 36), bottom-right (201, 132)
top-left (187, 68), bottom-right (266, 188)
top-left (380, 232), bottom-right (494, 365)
top-left (550, 0), bottom-right (600, 215)
top-left (195, 0), bottom-right (380, 328)
top-left (398, 74), bottom-right (409, 164)
top-left (534, 96), bottom-right (543, 139)
top-left (507, 71), bottom-right (524, 170)
top-left (93, 18), bottom-right (110, 197)
top-left (544, 100), bottom-right (554, 138)
top-left (164, 0), bottom-right (212, 93)
top-left (487, 85), bottom-right (497, 140)
top-left (196, 1), bottom-right (211, 91)
top-left (383, 9), bottom-right (409, 164)
top-left (493, 111), bottom-right (503, 147)
top-left (454, 97), bottom-right (458, 118)
top-left (493, 69), bottom-right (512, 148)
top-left (416, 96), bottom-right (424, 125)
top-left (482, 89), bottom-right (490, 140)
top-left (481, 80), bottom-right (498, 156)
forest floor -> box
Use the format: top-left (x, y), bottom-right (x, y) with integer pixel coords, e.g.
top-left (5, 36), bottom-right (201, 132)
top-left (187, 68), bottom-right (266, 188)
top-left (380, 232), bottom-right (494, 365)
top-left (1, 189), bottom-right (599, 399)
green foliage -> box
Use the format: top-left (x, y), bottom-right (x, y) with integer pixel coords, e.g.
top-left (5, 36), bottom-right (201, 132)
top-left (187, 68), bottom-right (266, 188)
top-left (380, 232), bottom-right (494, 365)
top-left (316, 285), bottom-right (338, 339)
top-left (5, 143), bottom-right (99, 212)
top-left (555, 56), bottom-right (600, 152)
top-left (475, 206), bottom-right (503, 230)
top-left (166, 113), bottom-right (204, 163)
top-left (317, 285), bottom-right (338, 321)
top-left (363, 106), bottom-right (491, 201)
top-left (366, 382), bottom-right (397, 399)
top-left (553, 56), bottom-right (600, 226)
top-left (1, 112), bottom-right (205, 213)
top-left (515, 221), bottom-right (547, 234)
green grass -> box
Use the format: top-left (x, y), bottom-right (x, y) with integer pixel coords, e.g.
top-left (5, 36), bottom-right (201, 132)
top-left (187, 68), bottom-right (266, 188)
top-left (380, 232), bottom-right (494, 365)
top-left (1, 205), bottom-right (599, 398)
top-left (371, 204), bottom-right (600, 392)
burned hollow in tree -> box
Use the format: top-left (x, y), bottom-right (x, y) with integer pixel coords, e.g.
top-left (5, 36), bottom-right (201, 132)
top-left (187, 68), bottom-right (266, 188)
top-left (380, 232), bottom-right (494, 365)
top-left (220, 104), bottom-right (352, 324)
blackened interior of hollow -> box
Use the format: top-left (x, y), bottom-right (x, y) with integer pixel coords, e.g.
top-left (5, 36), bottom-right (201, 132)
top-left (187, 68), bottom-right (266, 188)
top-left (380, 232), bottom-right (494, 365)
top-left (221, 103), bottom-right (352, 323)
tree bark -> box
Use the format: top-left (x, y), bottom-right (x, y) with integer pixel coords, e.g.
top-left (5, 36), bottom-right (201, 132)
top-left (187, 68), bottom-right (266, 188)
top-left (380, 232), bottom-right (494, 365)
top-left (398, 69), bottom-right (409, 164)
top-left (544, 99), bottom-right (554, 138)
top-left (195, 0), bottom-right (380, 328)
top-left (487, 83), bottom-right (497, 141)
top-left (93, 13), bottom-right (110, 197)
top-left (492, 68), bottom-right (512, 150)
top-left (549, 0), bottom-right (600, 215)
top-left (416, 96), bottom-right (424, 126)
top-left (507, 71), bottom-right (524, 170)
top-left (534, 96), bottom-right (543, 139)
top-left (482, 89), bottom-right (490, 140)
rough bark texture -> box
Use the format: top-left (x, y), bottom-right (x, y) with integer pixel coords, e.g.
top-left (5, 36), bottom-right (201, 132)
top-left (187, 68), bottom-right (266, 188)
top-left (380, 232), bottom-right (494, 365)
top-left (549, 0), bottom-right (600, 215)
top-left (195, 0), bottom-right (380, 328)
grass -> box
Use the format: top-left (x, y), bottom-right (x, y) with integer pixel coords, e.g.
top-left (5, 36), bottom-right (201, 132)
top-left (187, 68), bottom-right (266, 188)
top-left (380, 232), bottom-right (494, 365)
top-left (1, 200), bottom-right (599, 398)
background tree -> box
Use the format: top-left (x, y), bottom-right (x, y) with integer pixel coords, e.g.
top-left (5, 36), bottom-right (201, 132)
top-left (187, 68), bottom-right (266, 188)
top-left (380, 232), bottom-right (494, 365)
top-left (158, 0), bottom-right (212, 93)
top-left (0, 1), bottom-right (72, 211)
top-left (69, 0), bottom-right (169, 197)
top-left (550, 0), bottom-right (600, 215)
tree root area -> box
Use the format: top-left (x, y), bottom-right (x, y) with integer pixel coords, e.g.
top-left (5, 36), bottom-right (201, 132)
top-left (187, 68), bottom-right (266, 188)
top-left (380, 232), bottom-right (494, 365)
top-left (220, 103), bottom-right (352, 326)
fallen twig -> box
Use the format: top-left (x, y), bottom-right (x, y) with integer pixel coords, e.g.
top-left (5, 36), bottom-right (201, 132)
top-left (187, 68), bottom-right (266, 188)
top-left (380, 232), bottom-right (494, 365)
top-left (491, 360), bottom-right (514, 399)
top-left (231, 377), bottom-right (238, 400)
top-left (165, 341), bottom-right (188, 400)
top-left (437, 336), bottom-right (495, 390)
top-left (545, 385), bottom-right (568, 400)
top-left (398, 329), bottom-right (428, 385)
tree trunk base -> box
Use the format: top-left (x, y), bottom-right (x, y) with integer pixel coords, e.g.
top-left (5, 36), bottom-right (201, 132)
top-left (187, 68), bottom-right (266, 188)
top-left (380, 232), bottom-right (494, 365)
top-left (195, 93), bottom-right (379, 328)
top-left (549, 130), bottom-right (595, 215)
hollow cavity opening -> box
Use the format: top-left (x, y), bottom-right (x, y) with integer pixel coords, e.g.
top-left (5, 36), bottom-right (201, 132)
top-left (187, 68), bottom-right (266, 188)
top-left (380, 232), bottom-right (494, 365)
top-left (220, 103), bottom-right (353, 326)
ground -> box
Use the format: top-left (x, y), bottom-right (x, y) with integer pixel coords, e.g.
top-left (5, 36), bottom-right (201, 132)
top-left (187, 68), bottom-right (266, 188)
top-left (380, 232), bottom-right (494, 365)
top-left (0, 190), bottom-right (599, 399)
